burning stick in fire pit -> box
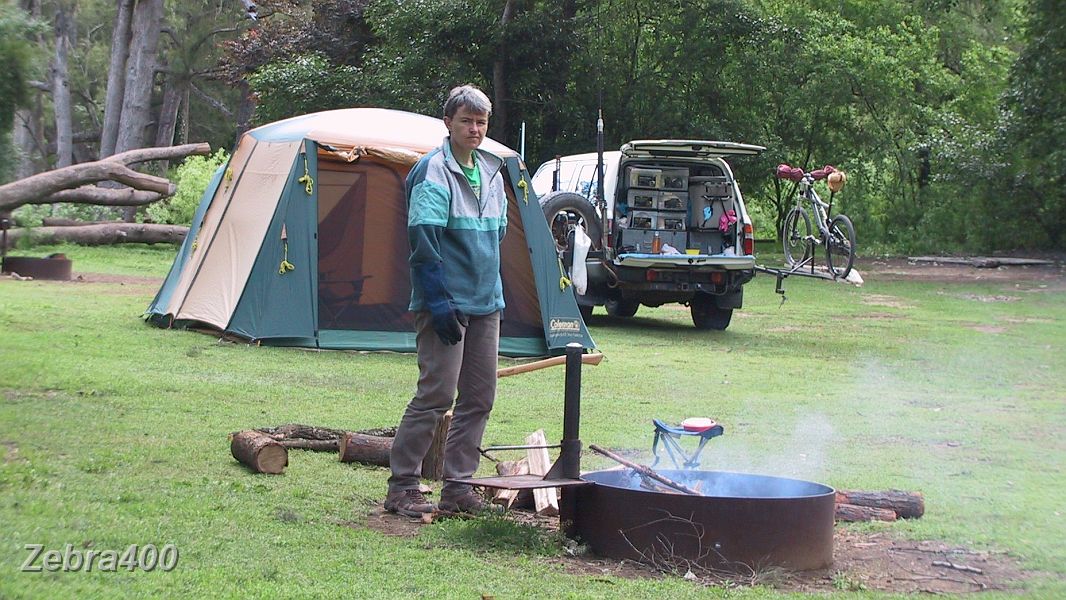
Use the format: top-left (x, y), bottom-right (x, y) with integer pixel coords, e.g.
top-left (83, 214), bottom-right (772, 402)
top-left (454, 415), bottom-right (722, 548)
top-left (589, 444), bottom-right (701, 496)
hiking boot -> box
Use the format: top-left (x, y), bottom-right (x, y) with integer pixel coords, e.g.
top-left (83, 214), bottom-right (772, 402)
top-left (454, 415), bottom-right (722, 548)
top-left (384, 489), bottom-right (436, 517)
top-left (439, 490), bottom-right (502, 515)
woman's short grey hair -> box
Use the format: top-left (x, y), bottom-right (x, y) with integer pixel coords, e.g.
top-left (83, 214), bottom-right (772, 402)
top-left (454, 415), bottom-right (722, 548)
top-left (443, 85), bottom-right (492, 118)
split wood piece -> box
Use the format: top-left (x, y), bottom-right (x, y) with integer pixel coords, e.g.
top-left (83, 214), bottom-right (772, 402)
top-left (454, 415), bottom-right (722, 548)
top-left (835, 502), bottom-right (897, 522)
top-left (496, 352), bottom-right (604, 379)
top-left (836, 489), bottom-right (925, 519)
top-left (338, 432), bottom-right (393, 467)
top-left (230, 430), bottom-right (287, 474)
top-left (588, 444), bottom-right (701, 496)
top-left (421, 410), bottom-right (452, 481)
top-left (526, 430), bottom-right (560, 516)
top-left (492, 458), bottom-right (533, 509)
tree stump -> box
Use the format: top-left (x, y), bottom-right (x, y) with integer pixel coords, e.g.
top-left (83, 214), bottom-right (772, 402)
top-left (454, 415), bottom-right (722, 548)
top-left (230, 430), bottom-right (287, 474)
top-left (420, 410), bottom-right (452, 481)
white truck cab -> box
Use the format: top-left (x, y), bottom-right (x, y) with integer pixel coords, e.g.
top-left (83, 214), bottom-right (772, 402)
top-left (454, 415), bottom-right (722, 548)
top-left (531, 139), bottom-right (764, 330)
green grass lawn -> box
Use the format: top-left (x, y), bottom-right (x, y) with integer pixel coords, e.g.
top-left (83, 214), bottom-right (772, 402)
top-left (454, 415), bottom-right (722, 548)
top-left (1, 244), bottom-right (1064, 598)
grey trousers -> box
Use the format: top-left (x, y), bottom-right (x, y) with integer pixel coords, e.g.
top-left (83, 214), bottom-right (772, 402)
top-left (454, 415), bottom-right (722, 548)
top-left (387, 310), bottom-right (500, 497)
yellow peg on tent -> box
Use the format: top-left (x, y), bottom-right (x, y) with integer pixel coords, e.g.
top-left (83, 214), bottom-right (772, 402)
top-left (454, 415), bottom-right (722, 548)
top-left (557, 257), bottom-right (572, 290)
top-left (297, 155), bottom-right (314, 195)
top-left (279, 224), bottom-right (295, 274)
top-left (517, 179), bottom-right (529, 205)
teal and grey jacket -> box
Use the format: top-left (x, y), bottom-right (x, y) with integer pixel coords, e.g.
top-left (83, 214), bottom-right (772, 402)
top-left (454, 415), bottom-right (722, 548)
top-left (406, 137), bottom-right (508, 315)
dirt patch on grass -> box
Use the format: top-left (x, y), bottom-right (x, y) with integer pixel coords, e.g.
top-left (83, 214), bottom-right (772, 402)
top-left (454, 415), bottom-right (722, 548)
top-left (969, 324), bottom-right (1008, 334)
top-left (860, 256), bottom-right (1065, 286)
top-left (358, 507), bottom-right (1032, 593)
top-left (861, 294), bottom-right (913, 309)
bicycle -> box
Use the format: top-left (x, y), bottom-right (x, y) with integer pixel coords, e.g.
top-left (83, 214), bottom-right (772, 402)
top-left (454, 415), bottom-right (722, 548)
top-left (776, 163), bottom-right (856, 279)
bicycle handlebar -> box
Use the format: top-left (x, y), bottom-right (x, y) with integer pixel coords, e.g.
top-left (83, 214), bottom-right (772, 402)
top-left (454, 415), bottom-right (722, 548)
top-left (775, 163), bottom-right (837, 182)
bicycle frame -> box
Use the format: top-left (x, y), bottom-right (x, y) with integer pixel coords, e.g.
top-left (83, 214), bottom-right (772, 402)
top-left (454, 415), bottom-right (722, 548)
top-left (796, 174), bottom-right (834, 243)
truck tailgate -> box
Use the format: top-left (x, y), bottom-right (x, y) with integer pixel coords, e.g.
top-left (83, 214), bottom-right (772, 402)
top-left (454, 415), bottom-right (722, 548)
top-left (614, 253), bottom-right (755, 270)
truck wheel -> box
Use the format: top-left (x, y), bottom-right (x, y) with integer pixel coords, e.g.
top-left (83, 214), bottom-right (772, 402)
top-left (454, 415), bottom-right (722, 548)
top-left (539, 191), bottom-right (603, 254)
top-left (605, 298), bottom-right (639, 318)
top-left (690, 293), bottom-right (732, 330)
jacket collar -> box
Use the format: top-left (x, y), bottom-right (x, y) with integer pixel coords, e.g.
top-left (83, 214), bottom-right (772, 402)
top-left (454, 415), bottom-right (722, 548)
top-left (441, 136), bottom-right (504, 177)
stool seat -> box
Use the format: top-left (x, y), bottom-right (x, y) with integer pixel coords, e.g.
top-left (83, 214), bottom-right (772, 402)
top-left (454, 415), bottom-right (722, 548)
top-left (652, 418), bottom-right (724, 470)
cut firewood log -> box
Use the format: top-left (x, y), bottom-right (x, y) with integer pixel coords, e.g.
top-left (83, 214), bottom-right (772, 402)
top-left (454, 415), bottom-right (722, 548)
top-left (836, 489), bottom-right (924, 519)
top-left (230, 430), bottom-right (287, 474)
top-left (835, 502), bottom-right (897, 522)
top-left (525, 430), bottom-right (559, 516)
top-left (338, 432), bottom-right (393, 467)
top-left (492, 458), bottom-right (533, 509)
top-left (421, 410), bottom-right (452, 481)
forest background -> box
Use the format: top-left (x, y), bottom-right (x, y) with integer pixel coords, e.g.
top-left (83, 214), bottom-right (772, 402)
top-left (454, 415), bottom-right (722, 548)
top-left (1, 0), bottom-right (1063, 253)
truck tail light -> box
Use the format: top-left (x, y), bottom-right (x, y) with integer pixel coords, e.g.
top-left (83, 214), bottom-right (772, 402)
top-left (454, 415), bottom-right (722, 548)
top-left (645, 270), bottom-right (659, 282)
top-left (711, 271), bottom-right (724, 284)
top-left (742, 223), bottom-right (754, 256)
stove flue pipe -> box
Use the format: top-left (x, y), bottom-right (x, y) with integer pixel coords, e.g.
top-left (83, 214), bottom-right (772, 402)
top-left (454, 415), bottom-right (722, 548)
top-left (547, 342), bottom-right (584, 481)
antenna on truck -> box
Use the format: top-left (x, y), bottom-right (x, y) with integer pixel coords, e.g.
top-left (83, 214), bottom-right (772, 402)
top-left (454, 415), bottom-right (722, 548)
top-left (595, 96), bottom-right (608, 254)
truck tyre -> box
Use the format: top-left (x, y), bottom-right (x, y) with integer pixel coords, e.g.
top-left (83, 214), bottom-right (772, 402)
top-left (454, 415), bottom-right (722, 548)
top-left (539, 191), bottom-right (603, 254)
top-left (605, 298), bottom-right (640, 318)
top-left (690, 293), bottom-right (732, 330)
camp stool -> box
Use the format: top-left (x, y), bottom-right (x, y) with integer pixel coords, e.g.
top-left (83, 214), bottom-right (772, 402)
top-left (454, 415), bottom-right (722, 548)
top-left (651, 418), bottom-right (724, 470)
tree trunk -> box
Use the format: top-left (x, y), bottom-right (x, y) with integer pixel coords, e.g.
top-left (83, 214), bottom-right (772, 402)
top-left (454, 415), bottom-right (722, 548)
top-left (116, 0), bottom-right (165, 221)
top-left (153, 77), bottom-right (186, 171)
top-left (337, 432), bottom-right (393, 467)
top-left (13, 109), bottom-right (42, 180)
top-left (177, 85), bottom-right (190, 145)
top-left (3, 223), bottom-right (188, 249)
top-left (233, 80), bottom-right (255, 145)
top-left (491, 0), bottom-right (516, 141)
top-left (51, 6), bottom-right (74, 169)
top-left (99, 0), bottom-right (134, 159)
top-left (230, 430), bottom-right (287, 474)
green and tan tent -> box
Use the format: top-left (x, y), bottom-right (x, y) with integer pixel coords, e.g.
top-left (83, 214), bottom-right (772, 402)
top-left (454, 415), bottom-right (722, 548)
top-left (146, 108), bottom-right (594, 357)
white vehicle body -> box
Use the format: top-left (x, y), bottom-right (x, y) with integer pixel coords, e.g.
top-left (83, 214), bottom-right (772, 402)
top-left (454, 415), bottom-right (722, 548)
top-left (531, 139), bottom-right (764, 330)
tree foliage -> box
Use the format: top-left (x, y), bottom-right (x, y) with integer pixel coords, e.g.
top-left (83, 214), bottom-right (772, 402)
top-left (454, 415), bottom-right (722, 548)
top-left (10, 0), bottom-right (1061, 251)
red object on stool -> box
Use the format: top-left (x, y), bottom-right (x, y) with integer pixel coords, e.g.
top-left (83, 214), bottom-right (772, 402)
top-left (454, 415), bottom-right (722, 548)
top-left (682, 417), bottom-right (717, 433)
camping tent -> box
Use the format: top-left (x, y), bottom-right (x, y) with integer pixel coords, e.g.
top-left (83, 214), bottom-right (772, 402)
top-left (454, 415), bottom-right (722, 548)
top-left (146, 108), bottom-right (594, 357)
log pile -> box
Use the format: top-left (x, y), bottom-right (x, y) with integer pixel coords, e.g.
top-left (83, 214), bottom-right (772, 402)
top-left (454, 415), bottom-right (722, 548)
top-left (229, 423), bottom-right (397, 474)
top-left (834, 489), bottom-right (925, 522)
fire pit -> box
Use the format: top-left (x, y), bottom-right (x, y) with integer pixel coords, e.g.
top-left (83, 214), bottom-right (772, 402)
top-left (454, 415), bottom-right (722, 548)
top-left (453, 343), bottom-right (836, 573)
top-left (566, 469), bottom-right (835, 571)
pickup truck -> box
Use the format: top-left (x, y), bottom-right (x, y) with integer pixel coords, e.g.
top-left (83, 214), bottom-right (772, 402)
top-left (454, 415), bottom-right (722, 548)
top-left (530, 140), bottom-right (764, 330)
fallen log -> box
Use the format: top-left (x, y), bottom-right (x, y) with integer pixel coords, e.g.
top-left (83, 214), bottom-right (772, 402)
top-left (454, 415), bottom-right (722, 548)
top-left (338, 432), bottom-right (393, 467)
top-left (230, 430), bottom-right (287, 474)
top-left (836, 489), bottom-right (924, 519)
top-left (3, 223), bottom-right (188, 249)
top-left (0, 142), bottom-right (211, 212)
top-left (835, 502), bottom-right (897, 522)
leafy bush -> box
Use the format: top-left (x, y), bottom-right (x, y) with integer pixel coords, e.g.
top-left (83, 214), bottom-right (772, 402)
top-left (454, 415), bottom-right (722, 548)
top-left (249, 53), bottom-right (361, 125)
top-left (146, 149), bottom-right (229, 225)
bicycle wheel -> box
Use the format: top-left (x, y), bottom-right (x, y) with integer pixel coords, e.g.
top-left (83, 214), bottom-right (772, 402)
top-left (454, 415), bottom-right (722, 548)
top-left (782, 207), bottom-right (812, 267)
top-left (825, 214), bottom-right (856, 279)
